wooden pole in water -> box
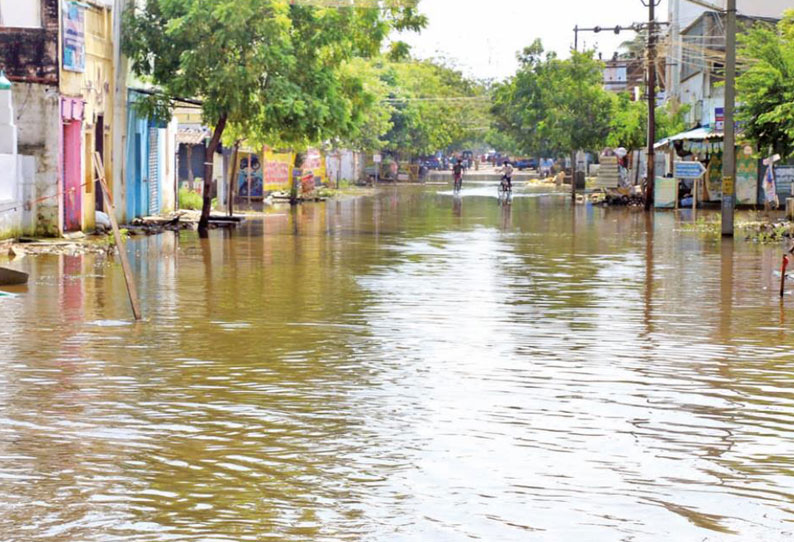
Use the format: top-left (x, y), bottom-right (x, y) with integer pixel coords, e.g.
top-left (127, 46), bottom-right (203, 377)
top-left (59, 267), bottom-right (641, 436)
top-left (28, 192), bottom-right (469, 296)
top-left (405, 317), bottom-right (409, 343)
top-left (92, 152), bottom-right (142, 321)
top-left (781, 255), bottom-right (789, 298)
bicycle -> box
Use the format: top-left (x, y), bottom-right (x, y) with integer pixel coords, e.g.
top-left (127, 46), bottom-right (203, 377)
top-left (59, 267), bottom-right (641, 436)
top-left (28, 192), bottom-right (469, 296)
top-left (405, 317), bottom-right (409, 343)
top-left (453, 176), bottom-right (462, 194)
top-left (498, 176), bottom-right (512, 203)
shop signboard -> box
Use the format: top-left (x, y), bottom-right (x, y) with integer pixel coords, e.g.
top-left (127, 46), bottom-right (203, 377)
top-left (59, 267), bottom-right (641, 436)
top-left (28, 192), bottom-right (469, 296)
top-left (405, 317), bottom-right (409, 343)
top-left (62, 1), bottom-right (85, 72)
top-left (715, 107), bottom-right (725, 131)
top-left (775, 166), bottom-right (794, 199)
top-left (674, 161), bottom-right (706, 179)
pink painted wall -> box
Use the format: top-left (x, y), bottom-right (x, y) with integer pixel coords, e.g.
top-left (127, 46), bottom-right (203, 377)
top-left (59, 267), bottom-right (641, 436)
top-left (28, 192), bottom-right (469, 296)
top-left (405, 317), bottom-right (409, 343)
top-left (62, 120), bottom-right (82, 232)
top-left (61, 97), bottom-right (84, 233)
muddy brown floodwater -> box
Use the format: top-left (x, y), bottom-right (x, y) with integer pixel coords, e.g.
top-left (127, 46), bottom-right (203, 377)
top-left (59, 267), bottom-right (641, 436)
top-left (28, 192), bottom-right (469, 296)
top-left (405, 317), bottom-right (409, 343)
top-left (2, 184), bottom-right (794, 541)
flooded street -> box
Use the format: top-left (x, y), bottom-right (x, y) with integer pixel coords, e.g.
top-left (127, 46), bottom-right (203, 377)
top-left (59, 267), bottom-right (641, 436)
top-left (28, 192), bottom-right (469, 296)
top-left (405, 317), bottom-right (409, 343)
top-left (3, 184), bottom-right (794, 541)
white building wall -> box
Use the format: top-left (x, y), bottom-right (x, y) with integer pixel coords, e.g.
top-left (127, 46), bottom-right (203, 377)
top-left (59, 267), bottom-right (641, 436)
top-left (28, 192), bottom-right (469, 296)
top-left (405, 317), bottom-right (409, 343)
top-left (0, 0), bottom-right (42, 28)
top-left (326, 150), bottom-right (364, 184)
top-left (12, 84), bottom-right (60, 236)
top-left (666, 0), bottom-right (793, 130)
top-left (676, 0), bottom-right (794, 22)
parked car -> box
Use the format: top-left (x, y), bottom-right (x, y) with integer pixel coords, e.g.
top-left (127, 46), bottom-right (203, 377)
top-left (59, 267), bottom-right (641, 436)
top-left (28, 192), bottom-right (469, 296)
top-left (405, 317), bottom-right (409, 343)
top-left (514, 158), bottom-right (538, 171)
top-left (421, 156), bottom-right (441, 170)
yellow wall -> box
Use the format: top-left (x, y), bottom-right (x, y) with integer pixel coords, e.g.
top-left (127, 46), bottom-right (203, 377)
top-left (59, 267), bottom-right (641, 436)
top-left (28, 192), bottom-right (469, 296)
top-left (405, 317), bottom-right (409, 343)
top-left (59, 2), bottom-right (114, 231)
top-left (80, 3), bottom-right (114, 231)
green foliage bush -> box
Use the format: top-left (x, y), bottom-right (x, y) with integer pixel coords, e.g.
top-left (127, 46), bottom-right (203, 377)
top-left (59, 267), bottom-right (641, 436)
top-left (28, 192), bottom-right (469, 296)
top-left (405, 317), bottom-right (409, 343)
top-left (179, 188), bottom-right (203, 210)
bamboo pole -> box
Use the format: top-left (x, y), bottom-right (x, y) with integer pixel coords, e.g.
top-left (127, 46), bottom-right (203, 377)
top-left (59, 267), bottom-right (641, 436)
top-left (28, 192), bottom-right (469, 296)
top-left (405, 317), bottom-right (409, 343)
top-left (92, 152), bottom-right (142, 321)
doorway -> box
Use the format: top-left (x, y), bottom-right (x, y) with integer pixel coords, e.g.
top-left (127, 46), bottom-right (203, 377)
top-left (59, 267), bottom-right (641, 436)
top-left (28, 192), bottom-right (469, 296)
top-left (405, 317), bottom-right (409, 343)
top-left (94, 115), bottom-right (105, 212)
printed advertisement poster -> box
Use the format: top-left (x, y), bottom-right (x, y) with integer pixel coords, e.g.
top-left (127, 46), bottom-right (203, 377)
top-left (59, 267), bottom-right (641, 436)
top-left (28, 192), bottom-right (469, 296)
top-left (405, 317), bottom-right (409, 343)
top-left (736, 151), bottom-right (758, 205)
top-left (63, 1), bottom-right (85, 72)
top-left (238, 153), bottom-right (264, 198)
top-left (263, 149), bottom-right (294, 191)
top-left (302, 148), bottom-right (326, 186)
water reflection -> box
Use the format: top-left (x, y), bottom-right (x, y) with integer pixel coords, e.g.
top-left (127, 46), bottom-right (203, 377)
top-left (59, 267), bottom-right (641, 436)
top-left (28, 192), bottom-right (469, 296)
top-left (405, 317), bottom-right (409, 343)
top-left (1, 186), bottom-right (794, 540)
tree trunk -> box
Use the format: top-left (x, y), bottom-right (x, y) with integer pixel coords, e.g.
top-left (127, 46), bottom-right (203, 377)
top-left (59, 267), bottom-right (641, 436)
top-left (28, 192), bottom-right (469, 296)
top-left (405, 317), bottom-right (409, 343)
top-left (187, 145), bottom-right (194, 186)
top-left (290, 151), bottom-right (305, 206)
top-left (198, 115), bottom-right (228, 232)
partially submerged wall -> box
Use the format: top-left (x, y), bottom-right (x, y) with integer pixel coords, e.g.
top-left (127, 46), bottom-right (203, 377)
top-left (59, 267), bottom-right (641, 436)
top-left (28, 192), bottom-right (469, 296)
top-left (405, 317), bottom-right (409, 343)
top-left (13, 84), bottom-right (60, 236)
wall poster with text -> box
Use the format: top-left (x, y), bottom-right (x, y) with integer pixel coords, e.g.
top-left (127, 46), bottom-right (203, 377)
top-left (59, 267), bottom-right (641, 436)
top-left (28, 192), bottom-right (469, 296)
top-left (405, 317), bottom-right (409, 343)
top-left (63, 1), bottom-right (85, 72)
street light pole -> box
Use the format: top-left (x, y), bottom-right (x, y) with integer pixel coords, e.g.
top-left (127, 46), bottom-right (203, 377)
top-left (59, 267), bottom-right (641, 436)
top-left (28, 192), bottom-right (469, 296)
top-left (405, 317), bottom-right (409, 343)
top-left (722, 0), bottom-right (737, 237)
top-left (643, 0), bottom-right (660, 211)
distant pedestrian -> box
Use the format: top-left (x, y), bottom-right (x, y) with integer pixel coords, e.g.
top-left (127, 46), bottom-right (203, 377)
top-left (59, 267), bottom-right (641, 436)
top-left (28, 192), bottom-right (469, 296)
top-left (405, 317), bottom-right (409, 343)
top-left (501, 161), bottom-right (514, 190)
top-left (453, 160), bottom-right (464, 192)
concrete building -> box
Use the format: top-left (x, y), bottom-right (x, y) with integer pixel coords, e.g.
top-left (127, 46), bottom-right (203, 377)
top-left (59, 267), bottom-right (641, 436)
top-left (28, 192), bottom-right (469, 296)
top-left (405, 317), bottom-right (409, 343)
top-left (0, 0), bottom-right (179, 240)
top-left (665, 0), bottom-right (791, 129)
top-left (0, 0), bottom-right (61, 237)
top-left (602, 54), bottom-right (647, 98)
top-left (0, 73), bottom-right (36, 240)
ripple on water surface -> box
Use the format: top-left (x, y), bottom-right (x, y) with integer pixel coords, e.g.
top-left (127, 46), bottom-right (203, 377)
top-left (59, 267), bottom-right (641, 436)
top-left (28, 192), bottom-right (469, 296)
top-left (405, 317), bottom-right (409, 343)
top-left (1, 188), bottom-right (794, 541)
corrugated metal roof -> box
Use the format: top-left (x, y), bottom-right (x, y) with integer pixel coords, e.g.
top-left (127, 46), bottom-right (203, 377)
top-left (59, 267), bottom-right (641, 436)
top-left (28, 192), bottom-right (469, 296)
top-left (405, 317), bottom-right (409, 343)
top-left (177, 128), bottom-right (209, 146)
top-left (655, 127), bottom-right (724, 148)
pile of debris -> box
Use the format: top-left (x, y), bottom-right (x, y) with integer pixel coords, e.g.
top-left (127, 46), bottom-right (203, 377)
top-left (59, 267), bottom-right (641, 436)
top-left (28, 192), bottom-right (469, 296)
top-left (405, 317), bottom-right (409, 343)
top-left (127, 210), bottom-right (244, 235)
top-left (744, 220), bottom-right (794, 244)
top-left (6, 235), bottom-right (114, 257)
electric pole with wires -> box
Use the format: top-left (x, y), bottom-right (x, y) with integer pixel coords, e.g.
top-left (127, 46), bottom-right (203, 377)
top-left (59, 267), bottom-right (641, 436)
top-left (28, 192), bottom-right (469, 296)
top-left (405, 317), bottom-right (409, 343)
top-left (722, 0), bottom-right (737, 237)
top-left (643, 0), bottom-right (662, 211)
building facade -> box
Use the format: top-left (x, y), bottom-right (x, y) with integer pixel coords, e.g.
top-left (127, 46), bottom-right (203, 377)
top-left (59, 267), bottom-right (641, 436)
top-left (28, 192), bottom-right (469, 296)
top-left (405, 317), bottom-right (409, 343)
top-left (665, 0), bottom-right (789, 129)
top-left (0, 0), bottom-right (61, 237)
top-left (0, 0), bottom-right (178, 240)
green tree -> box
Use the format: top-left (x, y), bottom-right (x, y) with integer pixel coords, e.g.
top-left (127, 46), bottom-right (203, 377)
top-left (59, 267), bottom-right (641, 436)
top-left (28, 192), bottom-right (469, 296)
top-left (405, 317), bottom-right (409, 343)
top-left (123, 0), bottom-right (424, 227)
top-left (492, 41), bottom-right (614, 194)
top-left (737, 11), bottom-right (794, 157)
top-left (374, 59), bottom-right (488, 158)
top-left (606, 92), bottom-right (689, 150)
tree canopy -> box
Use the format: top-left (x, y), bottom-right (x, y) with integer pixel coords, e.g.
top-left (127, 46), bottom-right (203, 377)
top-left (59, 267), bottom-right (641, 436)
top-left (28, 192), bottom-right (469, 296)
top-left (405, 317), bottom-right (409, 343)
top-left (606, 93), bottom-right (689, 150)
top-left (122, 0), bottom-right (425, 225)
top-left (490, 40), bottom-right (614, 159)
top-left (736, 10), bottom-right (794, 157)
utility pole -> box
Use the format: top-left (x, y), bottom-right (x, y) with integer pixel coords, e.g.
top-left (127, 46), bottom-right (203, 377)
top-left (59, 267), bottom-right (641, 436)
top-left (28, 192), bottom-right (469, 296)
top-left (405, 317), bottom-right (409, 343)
top-left (722, 0), bottom-right (737, 237)
top-left (643, 0), bottom-right (661, 211)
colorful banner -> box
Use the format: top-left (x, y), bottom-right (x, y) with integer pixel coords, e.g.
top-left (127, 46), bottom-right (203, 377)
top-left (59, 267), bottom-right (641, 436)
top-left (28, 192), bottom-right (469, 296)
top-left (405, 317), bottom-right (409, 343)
top-left (238, 153), bottom-right (264, 198)
top-left (736, 149), bottom-right (758, 205)
top-left (263, 148), bottom-right (295, 191)
top-left (62, 1), bottom-right (85, 73)
top-left (302, 148), bottom-right (326, 187)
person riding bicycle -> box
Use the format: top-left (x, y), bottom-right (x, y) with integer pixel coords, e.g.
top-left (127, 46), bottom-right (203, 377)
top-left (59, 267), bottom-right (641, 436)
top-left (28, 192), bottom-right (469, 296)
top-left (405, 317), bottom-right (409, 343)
top-left (453, 159), bottom-right (464, 190)
top-left (500, 161), bottom-right (514, 190)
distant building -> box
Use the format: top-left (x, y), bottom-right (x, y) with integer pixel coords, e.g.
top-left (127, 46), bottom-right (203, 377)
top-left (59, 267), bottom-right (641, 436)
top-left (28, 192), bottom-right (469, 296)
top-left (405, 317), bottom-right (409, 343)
top-left (665, 0), bottom-right (787, 129)
top-left (603, 54), bottom-right (648, 97)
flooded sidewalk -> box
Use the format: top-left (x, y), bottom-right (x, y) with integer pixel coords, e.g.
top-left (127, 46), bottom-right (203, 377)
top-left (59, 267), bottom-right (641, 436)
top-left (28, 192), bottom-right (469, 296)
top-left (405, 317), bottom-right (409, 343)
top-left (2, 185), bottom-right (794, 541)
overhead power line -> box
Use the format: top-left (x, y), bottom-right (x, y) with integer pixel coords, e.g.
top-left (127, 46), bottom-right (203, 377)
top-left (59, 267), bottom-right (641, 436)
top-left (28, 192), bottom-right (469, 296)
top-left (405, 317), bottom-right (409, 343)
top-left (288, 0), bottom-right (418, 7)
top-left (381, 96), bottom-right (490, 103)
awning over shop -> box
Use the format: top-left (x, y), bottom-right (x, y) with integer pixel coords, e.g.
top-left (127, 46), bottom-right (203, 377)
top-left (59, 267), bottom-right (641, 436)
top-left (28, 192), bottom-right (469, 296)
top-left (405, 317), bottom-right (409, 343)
top-left (176, 127), bottom-right (210, 146)
top-left (655, 126), bottom-right (724, 149)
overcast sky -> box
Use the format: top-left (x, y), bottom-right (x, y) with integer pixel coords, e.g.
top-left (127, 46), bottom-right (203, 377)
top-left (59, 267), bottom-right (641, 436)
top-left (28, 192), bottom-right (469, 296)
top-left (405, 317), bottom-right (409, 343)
top-left (399, 0), bottom-right (669, 81)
